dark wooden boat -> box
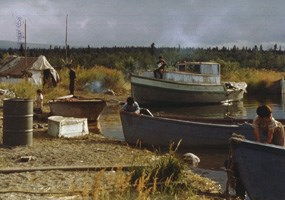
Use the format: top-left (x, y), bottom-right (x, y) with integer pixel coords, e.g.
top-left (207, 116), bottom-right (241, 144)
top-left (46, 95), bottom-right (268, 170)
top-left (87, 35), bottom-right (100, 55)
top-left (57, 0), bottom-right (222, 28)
top-left (120, 111), bottom-right (285, 148)
top-left (49, 95), bottom-right (106, 121)
top-left (229, 137), bottom-right (285, 200)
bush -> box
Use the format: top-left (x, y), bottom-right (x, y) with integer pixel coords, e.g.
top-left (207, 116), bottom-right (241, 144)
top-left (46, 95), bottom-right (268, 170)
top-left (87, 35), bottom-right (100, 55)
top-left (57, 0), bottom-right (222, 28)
top-left (58, 66), bottom-right (127, 94)
top-left (0, 80), bottom-right (37, 99)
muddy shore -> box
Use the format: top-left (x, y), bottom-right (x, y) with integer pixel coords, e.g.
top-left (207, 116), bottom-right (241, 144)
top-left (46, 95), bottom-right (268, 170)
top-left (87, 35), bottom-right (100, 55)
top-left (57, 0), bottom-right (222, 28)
top-left (0, 94), bottom-right (161, 199)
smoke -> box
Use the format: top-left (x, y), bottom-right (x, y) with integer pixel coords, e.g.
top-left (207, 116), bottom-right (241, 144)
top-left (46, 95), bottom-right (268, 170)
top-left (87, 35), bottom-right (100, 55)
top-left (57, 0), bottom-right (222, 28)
top-left (85, 81), bottom-right (104, 93)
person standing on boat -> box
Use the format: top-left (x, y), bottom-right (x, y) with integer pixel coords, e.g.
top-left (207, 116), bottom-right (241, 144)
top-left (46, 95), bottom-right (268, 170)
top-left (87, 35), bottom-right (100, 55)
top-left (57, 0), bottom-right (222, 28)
top-left (121, 96), bottom-right (140, 115)
top-left (68, 65), bottom-right (76, 95)
top-left (253, 105), bottom-right (285, 146)
top-left (153, 55), bottom-right (167, 79)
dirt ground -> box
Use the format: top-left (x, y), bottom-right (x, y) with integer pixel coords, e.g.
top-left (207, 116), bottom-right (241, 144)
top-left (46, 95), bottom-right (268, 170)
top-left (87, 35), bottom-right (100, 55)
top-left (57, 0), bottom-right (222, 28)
top-left (0, 96), bottom-right (162, 199)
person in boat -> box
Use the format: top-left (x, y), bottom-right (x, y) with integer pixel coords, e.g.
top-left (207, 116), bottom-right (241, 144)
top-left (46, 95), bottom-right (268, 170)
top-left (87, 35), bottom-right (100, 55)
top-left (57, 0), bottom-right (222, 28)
top-left (225, 105), bottom-right (285, 200)
top-left (121, 96), bottom-right (141, 115)
top-left (121, 97), bottom-right (154, 116)
top-left (68, 65), bottom-right (76, 95)
top-left (153, 55), bottom-right (167, 79)
top-left (253, 105), bottom-right (285, 146)
top-left (34, 89), bottom-right (43, 114)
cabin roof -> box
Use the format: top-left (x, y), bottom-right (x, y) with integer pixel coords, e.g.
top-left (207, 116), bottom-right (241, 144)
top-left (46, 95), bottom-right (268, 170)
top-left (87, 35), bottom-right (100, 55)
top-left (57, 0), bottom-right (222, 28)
top-left (0, 56), bottom-right (38, 77)
top-left (176, 61), bottom-right (219, 66)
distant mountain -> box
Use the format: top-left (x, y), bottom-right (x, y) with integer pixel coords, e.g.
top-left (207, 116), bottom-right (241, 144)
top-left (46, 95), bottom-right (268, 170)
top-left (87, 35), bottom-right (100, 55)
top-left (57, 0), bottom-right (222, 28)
top-left (0, 40), bottom-right (19, 49)
top-left (0, 40), bottom-right (61, 49)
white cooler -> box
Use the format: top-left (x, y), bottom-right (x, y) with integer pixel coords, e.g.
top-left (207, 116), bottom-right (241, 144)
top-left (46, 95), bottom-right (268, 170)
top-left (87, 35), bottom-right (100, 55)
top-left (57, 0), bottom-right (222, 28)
top-left (48, 116), bottom-right (89, 138)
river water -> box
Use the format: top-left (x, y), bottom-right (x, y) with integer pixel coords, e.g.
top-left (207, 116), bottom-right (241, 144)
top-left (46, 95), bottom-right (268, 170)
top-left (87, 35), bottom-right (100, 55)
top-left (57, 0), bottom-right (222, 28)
top-left (98, 94), bottom-right (285, 193)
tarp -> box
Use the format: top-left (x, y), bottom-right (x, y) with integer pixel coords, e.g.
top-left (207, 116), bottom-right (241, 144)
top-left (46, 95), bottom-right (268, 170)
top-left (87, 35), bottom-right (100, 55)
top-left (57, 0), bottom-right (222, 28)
top-left (30, 55), bottom-right (60, 85)
top-left (0, 55), bottom-right (60, 86)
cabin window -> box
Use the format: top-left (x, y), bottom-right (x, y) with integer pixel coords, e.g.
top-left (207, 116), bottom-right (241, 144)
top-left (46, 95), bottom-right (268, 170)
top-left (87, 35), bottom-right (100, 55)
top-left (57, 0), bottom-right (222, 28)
top-left (187, 64), bottom-right (200, 74)
top-left (178, 65), bottom-right (186, 71)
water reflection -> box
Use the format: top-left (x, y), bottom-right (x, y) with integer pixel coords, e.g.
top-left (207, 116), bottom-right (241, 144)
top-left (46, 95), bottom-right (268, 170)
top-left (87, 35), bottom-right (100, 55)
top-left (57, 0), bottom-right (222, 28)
top-left (149, 101), bottom-right (247, 119)
top-left (282, 94), bottom-right (285, 113)
top-left (99, 105), bottom-right (124, 141)
top-left (148, 94), bottom-right (285, 119)
top-left (245, 94), bottom-right (285, 119)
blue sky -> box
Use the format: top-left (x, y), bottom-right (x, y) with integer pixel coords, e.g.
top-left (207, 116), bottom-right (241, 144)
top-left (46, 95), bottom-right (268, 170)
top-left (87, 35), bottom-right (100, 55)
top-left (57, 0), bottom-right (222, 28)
top-left (1, 0), bottom-right (285, 49)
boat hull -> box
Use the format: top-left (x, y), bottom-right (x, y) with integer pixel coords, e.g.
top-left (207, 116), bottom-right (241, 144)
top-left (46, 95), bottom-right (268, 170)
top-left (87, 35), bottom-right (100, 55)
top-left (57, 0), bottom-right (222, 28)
top-left (131, 75), bottom-right (245, 105)
top-left (120, 112), bottom-right (260, 148)
top-left (49, 99), bottom-right (106, 121)
top-left (230, 138), bottom-right (285, 200)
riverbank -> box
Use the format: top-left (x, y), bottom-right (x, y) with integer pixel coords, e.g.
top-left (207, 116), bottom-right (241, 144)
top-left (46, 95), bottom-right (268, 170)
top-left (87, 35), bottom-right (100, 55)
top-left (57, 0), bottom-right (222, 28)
top-left (0, 131), bottom-right (160, 199)
top-left (0, 93), bottom-right (224, 200)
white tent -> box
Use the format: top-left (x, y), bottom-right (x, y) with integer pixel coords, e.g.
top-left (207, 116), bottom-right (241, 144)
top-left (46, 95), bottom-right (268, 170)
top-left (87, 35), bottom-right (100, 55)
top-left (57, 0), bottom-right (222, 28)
top-left (0, 55), bottom-right (60, 86)
top-left (30, 55), bottom-right (60, 85)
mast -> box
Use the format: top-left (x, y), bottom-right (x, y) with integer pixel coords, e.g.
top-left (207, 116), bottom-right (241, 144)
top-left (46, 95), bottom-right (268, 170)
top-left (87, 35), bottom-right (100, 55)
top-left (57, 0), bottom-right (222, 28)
top-left (65, 14), bottom-right (68, 63)
top-left (25, 18), bottom-right (27, 68)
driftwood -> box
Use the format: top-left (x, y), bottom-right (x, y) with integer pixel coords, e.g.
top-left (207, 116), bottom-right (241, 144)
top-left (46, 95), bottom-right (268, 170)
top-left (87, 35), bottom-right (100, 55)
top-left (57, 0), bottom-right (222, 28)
top-left (0, 165), bottom-right (147, 174)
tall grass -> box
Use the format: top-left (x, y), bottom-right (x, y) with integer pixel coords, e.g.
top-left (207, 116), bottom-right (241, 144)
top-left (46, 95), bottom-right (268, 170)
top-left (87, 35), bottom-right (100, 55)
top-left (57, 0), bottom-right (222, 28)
top-left (0, 80), bottom-right (37, 99)
top-left (68, 151), bottom-right (221, 200)
top-left (2, 64), bottom-right (283, 99)
top-left (58, 66), bottom-right (127, 95)
top-left (217, 58), bottom-right (285, 93)
top-left (0, 66), bottom-right (128, 103)
top-left (221, 66), bottom-right (285, 94)
top-left (222, 67), bottom-right (285, 83)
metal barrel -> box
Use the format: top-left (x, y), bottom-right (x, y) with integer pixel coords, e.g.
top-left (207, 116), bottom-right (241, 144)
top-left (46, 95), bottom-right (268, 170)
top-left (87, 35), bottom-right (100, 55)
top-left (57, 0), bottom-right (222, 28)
top-left (3, 98), bottom-right (33, 146)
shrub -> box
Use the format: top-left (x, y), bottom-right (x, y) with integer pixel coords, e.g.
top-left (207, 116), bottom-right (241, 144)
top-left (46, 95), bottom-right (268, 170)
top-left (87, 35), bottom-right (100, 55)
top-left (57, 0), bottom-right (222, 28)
top-left (0, 80), bottom-right (37, 99)
top-left (58, 65), bottom-right (127, 94)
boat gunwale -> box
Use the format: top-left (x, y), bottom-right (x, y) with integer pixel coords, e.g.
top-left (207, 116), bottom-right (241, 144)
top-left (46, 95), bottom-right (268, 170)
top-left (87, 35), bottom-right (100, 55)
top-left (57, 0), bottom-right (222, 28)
top-left (48, 99), bottom-right (107, 104)
top-left (120, 112), bottom-right (254, 128)
top-left (231, 137), bottom-right (285, 155)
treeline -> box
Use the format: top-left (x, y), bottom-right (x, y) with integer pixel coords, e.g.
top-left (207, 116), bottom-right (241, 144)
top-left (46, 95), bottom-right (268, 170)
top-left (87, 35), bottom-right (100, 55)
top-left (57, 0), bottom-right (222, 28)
top-left (1, 44), bottom-right (285, 77)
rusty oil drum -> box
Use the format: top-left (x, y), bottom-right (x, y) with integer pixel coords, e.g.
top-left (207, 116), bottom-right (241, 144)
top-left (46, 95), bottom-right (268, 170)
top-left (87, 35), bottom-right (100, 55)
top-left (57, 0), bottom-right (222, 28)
top-left (3, 98), bottom-right (33, 146)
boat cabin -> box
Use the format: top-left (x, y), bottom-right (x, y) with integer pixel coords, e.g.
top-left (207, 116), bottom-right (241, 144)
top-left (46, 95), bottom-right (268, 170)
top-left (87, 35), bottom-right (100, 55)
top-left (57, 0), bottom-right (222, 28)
top-left (139, 61), bottom-right (221, 84)
top-left (162, 61), bottom-right (221, 84)
top-left (176, 62), bottom-right (220, 76)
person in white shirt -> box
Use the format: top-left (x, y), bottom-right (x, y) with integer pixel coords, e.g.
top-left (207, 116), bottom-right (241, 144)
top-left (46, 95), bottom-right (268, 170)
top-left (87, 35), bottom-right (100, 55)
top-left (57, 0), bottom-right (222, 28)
top-left (252, 105), bottom-right (284, 146)
top-left (121, 96), bottom-right (140, 115)
top-left (153, 55), bottom-right (167, 79)
top-left (34, 89), bottom-right (43, 114)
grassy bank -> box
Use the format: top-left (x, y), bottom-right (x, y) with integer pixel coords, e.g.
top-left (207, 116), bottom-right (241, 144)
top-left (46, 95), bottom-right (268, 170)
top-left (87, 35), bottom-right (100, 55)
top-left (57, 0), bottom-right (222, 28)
top-left (0, 66), bottom-right (129, 102)
top-left (220, 60), bottom-right (285, 94)
top-left (66, 148), bottom-right (223, 200)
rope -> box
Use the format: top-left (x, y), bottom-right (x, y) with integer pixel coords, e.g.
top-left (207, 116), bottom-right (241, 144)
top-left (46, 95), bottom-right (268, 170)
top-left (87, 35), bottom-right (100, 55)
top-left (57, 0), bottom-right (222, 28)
top-left (225, 138), bottom-right (235, 200)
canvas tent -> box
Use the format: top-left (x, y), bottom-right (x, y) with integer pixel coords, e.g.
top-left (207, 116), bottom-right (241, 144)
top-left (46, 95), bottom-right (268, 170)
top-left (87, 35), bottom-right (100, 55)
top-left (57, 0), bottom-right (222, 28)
top-left (0, 55), bottom-right (60, 86)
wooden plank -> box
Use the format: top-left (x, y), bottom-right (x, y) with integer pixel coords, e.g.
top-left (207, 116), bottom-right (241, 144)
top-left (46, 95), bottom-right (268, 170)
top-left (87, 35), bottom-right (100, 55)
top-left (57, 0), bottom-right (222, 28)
top-left (0, 165), bottom-right (148, 174)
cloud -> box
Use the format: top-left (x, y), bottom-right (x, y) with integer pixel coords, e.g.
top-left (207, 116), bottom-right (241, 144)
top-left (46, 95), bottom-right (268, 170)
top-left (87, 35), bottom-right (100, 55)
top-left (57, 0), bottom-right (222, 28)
top-left (1, 0), bottom-right (285, 49)
top-left (77, 18), bottom-right (90, 29)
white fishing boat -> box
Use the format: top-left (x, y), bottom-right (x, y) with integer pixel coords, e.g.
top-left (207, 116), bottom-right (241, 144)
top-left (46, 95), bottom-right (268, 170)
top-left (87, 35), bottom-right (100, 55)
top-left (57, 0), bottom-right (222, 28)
top-left (131, 62), bottom-right (247, 105)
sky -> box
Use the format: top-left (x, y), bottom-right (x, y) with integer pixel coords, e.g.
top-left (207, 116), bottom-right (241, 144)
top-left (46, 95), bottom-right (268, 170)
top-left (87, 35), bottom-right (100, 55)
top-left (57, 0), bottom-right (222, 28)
top-left (1, 0), bottom-right (285, 49)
